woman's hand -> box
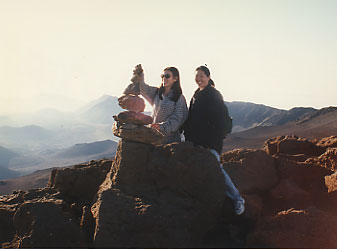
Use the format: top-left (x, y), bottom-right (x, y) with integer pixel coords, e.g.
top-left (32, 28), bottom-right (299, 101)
top-left (131, 64), bottom-right (144, 84)
top-left (150, 123), bottom-right (160, 132)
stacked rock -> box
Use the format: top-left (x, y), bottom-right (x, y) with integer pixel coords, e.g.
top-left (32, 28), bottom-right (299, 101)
top-left (112, 65), bottom-right (163, 145)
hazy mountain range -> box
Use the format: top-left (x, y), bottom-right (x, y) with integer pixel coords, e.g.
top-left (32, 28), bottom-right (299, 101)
top-left (226, 101), bottom-right (317, 132)
top-left (223, 106), bottom-right (337, 151)
top-left (0, 94), bottom-right (336, 182)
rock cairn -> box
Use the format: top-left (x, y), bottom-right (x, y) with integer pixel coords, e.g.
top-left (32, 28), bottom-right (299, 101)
top-left (112, 65), bottom-right (163, 145)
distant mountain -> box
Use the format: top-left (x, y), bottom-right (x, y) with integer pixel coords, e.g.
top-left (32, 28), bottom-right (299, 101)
top-left (7, 139), bottom-right (119, 176)
top-left (0, 167), bottom-right (20, 181)
top-left (79, 95), bottom-right (123, 124)
top-left (296, 106), bottom-right (337, 124)
top-left (79, 96), bottom-right (318, 131)
top-left (0, 146), bottom-right (20, 180)
top-left (54, 139), bottom-right (118, 158)
top-left (0, 167), bottom-right (57, 195)
top-left (0, 125), bottom-right (53, 142)
top-left (223, 106), bottom-right (337, 152)
top-left (225, 101), bottom-right (317, 132)
top-left (0, 146), bottom-right (18, 167)
top-left (0, 125), bottom-right (55, 150)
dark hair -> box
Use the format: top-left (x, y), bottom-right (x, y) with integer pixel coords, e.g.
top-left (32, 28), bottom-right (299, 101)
top-left (195, 65), bottom-right (215, 87)
top-left (158, 67), bottom-right (182, 102)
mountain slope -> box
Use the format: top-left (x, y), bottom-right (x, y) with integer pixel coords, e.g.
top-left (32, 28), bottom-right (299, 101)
top-left (0, 167), bottom-right (56, 195)
top-left (223, 107), bottom-right (337, 151)
top-left (0, 125), bottom-right (54, 148)
top-left (79, 95), bottom-right (123, 124)
top-left (225, 101), bottom-right (317, 132)
top-left (0, 146), bottom-right (18, 167)
top-left (54, 139), bottom-right (118, 158)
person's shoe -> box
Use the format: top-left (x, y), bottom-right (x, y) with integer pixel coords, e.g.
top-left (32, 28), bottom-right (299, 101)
top-left (234, 198), bottom-right (245, 215)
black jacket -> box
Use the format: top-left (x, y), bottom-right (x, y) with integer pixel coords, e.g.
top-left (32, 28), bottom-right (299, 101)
top-left (182, 83), bottom-right (227, 155)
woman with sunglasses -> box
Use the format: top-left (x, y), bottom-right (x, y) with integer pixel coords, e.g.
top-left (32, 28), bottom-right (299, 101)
top-left (182, 65), bottom-right (245, 215)
top-left (131, 65), bottom-right (188, 144)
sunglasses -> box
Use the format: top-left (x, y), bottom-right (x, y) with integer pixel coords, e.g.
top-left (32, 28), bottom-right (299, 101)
top-left (161, 74), bottom-right (171, 79)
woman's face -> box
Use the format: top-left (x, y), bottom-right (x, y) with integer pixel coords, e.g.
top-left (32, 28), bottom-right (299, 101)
top-left (161, 70), bottom-right (177, 88)
top-left (195, 70), bottom-right (210, 90)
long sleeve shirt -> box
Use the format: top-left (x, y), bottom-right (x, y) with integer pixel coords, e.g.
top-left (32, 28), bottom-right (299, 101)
top-left (139, 81), bottom-right (188, 144)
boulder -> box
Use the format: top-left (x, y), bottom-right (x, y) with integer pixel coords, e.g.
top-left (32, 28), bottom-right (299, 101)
top-left (247, 207), bottom-right (337, 248)
top-left (118, 94), bottom-right (145, 112)
top-left (48, 159), bottom-right (112, 205)
top-left (9, 199), bottom-right (84, 248)
top-left (264, 135), bottom-right (325, 157)
top-left (241, 194), bottom-right (263, 220)
top-left (306, 148), bottom-right (337, 171)
top-left (325, 172), bottom-right (337, 193)
top-left (91, 140), bottom-right (227, 248)
top-left (316, 135), bottom-right (337, 148)
top-left (221, 149), bottom-right (278, 194)
top-left (113, 111), bottom-right (153, 125)
top-left (268, 179), bottom-right (313, 212)
top-left (112, 122), bottom-right (163, 145)
top-left (0, 208), bottom-right (15, 244)
top-left (275, 158), bottom-right (331, 199)
top-left (123, 82), bottom-right (140, 95)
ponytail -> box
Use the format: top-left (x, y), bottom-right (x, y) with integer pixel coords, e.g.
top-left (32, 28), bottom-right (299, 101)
top-left (209, 79), bottom-right (215, 87)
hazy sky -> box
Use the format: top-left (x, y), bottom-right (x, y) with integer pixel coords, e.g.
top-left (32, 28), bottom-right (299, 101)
top-left (1, 0), bottom-right (337, 114)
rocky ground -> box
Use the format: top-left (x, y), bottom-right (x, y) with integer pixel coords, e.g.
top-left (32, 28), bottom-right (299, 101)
top-left (1, 135), bottom-right (337, 248)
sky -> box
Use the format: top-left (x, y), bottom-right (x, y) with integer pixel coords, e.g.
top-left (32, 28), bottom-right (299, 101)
top-left (1, 0), bottom-right (337, 114)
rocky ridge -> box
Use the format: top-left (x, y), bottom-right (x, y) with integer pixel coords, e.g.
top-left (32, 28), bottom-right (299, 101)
top-left (0, 135), bottom-right (336, 248)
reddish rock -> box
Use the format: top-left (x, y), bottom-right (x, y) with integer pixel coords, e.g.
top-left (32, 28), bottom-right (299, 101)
top-left (221, 149), bottom-right (278, 194)
top-left (113, 111), bottom-right (153, 125)
top-left (323, 172), bottom-right (337, 216)
top-left (10, 200), bottom-right (85, 248)
top-left (306, 148), bottom-right (337, 171)
top-left (316, 135), bottom-right (337, 148)
top-left (268, 179), bottom-right (313, 212)
top-left (118, 94), bottom-right (145, 112)
top-left (91, 141), bottom-right (227, 248)
top-left (264, 135), bottom-right (325, 157)
top-left (2, 134), bottom-right (337, 248)
top-left (241, 194), bottom-right (263, 220)
top-left (325, 172), bottom-right (337, 193)
top-left (274, 153), bottom-right (309, 162)
top-left (112, 122), bottom-right (163, 145)
top-left (247, 207), bottom-right (337, 248)
top-left (0, 208), bottom-right (15, 244)
top-left (275, 158), bottom-right (332, 198)
top-left (123, 82), bottom-right (140, 95)
top-left (48, 159), bottom-right (112, 205)
top-left (80, 206), bottom-right (95, 243)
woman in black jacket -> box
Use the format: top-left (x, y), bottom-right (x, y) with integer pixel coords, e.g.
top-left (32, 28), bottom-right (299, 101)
top-left (183, 66), bottom-right (245, 215)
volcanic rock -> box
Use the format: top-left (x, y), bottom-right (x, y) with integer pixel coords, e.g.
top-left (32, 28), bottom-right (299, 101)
top-left (112, 122), bottom-right (162, 145)
top-left (268, 179), bottom-right (313, 211)
top-left (221, 149), bottom-right (278, 194)
top-left (306, 148), bottom-right (337, 171)
top-left (325, 172), bottom-right (337, 193)
top-left (316, 135), bottom-right (337, 148)
top-left (91, 140), bottom-right (227, 248)
top-left (247, 207), bottom-right (337, 248)
top-left (113, 111), bottom-right (153, 125)
top-left (272, 157), bottom-right (331, 210)
top-left (118, 94), bottom-right (145, 113)
top-left (0, 134), bottom-right (337, 248)
top-left (47, 159), bottom-right (112, 205)
top-left (264, 135), bottom-right (325, 157)
top-left (123, 82), bottom-right (140, 95)
top-left (0, 208), bottom-right (15, 244)
top-left (10, 200), bottom-right (84, 248)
